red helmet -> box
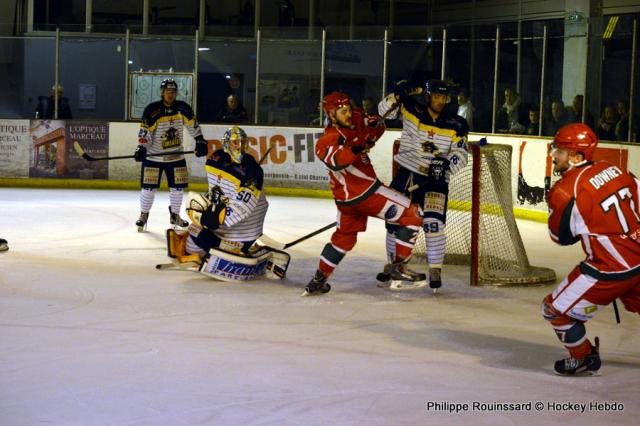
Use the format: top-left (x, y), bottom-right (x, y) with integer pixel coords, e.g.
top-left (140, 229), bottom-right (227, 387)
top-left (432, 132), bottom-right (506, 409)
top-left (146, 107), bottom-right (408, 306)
top-left (322, 92), bottom-right (351, 115)
top-left (553, 123), bottom-right (598, 161)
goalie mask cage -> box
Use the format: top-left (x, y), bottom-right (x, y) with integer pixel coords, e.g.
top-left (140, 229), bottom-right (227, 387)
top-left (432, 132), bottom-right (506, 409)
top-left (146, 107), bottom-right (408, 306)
top-left (401, 141), bottom-right (556, 286)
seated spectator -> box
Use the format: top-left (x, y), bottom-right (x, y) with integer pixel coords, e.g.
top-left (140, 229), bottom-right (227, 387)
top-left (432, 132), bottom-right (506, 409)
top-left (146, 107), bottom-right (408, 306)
top-left (215, 94), bottom-right (249, 124)
top-left (614, 100), bottom-right (636, 142)
top-left (567, 94), bottom-right (594, 129)
top-left (526, 107), bottom-right (541, 136)
top-left (35, 84), bottom-right (72, 119)
top-left (544, 100), bottom-right (570, 136)
top-left (456, 90), bottom-right (474, 131)
top-left (361, 97), bottom-right (377, 116)
top-left (597, 105), bottom-right (618, 141)
top-left (497, 87), bottom-right (527, 134)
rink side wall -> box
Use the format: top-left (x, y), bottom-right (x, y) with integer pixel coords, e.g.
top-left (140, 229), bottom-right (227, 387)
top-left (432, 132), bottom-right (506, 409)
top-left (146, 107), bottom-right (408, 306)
top-left (1, 120), bottom-right (638, 223)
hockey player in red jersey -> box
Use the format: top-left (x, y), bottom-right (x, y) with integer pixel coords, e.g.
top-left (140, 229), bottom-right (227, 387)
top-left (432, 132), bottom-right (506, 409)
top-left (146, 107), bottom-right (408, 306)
top-left (542, 123), bottom-right (640, 376)
top-left (303, 92), bottom-right (425, 296)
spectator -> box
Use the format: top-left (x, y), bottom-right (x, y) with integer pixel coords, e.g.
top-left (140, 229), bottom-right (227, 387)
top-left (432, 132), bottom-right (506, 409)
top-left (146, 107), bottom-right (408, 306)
top-left (215, 94), bottom-right (249, 124)
top-left (361, 97), bottom-right (377, 116)
top-left (456, 90), bottom-right (474, 131)
top-left (526, 107), bottom-right (541, 136)
top-left (544, 100), bottom-right (570, 136)
top-left (35, 84), bottom-right (72, 119)
top-left (497, 88), bottom-right (527, 134)
top-left (597, 105), bottom-right (618, 141)
top-left (615, 100), bottom-right (636, 142)
top-left (568, 95), bottom-right (594, 129)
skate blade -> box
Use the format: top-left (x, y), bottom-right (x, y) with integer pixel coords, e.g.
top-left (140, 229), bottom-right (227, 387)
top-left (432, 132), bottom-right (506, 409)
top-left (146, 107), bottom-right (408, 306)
top-left (137, 226), bottom-right (146, 233)
top-left (389, 279), bottom-right (428, 291)
top-left (376, 282), bottom-right (391, 289)
top-left (554, 369), bottom-right (601, 377)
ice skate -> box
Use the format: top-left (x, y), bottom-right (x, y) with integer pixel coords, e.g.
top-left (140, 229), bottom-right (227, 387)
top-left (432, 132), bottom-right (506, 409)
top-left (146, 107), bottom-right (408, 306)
top-left (429, 267), bottom-right (442, 293)
top-left (0, 238), bottom-right (8, 252)
top-left (554, 337), bottom-right (601, 376)
top-left (301, 271), bottom-right (331, 296)
top-left (136, 212), bottom-right (149, 232)
top-left (389, 262), bottom-right (427, 290)
top-left (169, 206), bottom-right (189, 228)
top-left (376, 263), bottom-right (392, 288)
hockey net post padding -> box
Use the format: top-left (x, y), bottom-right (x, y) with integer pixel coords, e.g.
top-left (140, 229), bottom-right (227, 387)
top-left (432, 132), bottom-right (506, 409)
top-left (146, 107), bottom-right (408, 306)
top-left (405, 141), bottom-right (556, 286)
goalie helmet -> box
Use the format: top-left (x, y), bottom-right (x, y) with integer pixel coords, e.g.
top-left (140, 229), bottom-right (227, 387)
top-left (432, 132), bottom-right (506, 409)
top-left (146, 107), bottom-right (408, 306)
top-left (552, 123), bottom-right (598, 161)
top-left (222, 126), bottom-right (248, 163)
top-left (160, 79), bottom-right (178, 91)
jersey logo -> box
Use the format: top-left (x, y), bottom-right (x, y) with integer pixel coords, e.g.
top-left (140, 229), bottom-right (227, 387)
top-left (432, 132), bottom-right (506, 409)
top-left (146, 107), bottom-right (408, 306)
top-left (162, 127), bottom-right (180, 149)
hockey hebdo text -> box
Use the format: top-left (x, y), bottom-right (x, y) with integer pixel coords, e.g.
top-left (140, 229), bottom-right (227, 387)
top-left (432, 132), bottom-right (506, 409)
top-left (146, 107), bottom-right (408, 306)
top-left (425, 400), bottom-right (624, 414)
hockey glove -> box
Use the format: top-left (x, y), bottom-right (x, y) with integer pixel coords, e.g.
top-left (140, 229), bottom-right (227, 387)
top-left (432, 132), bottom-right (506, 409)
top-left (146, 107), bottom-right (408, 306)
top-left (200, 201), bottom-right (227, 230)
top-left (134, 144), bottom-right (147, 162)
top-left (427, 157), bottom-right (450, 182)
top-left (195, 136), bottom-right (208, 157)
top-left (365, 114), bottom-right (385, 143)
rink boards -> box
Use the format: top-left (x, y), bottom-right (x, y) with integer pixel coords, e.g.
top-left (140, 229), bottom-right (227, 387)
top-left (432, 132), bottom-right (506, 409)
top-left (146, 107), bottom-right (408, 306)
top-left (0, 119), bottom-right (637, 221)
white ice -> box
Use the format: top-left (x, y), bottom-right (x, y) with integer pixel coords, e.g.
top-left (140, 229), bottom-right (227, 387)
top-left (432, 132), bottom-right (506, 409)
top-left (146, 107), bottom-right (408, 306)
top-left (0, 188), bottom-right (638, 426)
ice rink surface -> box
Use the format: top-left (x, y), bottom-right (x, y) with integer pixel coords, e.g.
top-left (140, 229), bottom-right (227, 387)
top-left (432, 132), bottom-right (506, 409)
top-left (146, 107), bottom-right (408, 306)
top-left (1, 188), bottom-right (639, 426)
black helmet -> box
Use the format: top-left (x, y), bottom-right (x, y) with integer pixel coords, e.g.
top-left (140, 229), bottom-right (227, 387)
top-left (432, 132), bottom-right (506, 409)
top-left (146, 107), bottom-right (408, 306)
top-left (160, 79), bottom-right (178, 91)
top-left (425, 79), bottom-right (450, 96)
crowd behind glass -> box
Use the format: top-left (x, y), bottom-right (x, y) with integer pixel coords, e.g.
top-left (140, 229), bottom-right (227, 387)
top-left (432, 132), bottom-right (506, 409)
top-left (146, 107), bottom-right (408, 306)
top-left (0, 9), bottom-right (637, 142)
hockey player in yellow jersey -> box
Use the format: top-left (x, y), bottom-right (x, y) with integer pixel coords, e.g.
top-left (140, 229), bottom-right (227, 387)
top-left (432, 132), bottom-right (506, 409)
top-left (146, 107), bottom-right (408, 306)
top-left (378, 79), bottom-right (469, 291)
top-left (134, 79), bottom-right (209, 231)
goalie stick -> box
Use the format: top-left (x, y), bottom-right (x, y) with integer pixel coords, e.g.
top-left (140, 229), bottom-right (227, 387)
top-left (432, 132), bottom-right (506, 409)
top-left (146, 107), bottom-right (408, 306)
top-left (258, 222), bottom-right (336, 250)
top-left (74, 141), bottom-right (194, 162)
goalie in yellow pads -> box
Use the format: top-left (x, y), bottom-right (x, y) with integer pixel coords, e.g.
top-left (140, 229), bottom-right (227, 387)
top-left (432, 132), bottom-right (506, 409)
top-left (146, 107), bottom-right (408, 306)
top-left (164, 127), bottom-right (290, 282)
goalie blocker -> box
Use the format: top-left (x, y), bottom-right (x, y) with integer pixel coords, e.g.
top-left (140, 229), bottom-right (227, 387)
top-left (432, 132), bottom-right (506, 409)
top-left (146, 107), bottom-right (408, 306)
top-left (166, 228), bottom-right (291, 283)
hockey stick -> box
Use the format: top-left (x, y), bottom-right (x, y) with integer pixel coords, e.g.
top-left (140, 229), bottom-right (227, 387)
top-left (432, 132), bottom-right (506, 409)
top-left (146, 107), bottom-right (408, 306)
top-left (155, 260), bottom-right (200, 271)
top-left (613, 299), bottom-right (621, 324)
top-left (258, 222), bottom-right (336, 250)
top-left (258, 141), bottom-right (277, 165)
top-left (74, 141), bottom-right (194, 162)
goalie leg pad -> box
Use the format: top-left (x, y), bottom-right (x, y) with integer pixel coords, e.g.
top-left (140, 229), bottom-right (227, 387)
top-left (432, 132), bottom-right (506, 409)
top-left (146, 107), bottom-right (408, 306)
top-left (265, 248), bottom-right (291, 279)
top-left (199, 247), bottom-right (272, 282)
top-left (166, 228), bottom-right (202, 263)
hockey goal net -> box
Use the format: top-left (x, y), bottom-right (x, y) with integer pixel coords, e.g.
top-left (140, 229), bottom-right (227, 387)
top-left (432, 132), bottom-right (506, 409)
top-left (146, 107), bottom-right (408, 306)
top-left (401, 141), bottom-right (556, 286)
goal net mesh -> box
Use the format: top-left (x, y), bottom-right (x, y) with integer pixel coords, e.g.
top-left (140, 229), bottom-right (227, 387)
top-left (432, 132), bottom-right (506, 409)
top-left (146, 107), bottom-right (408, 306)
top-left (411, 143), bottom-right (556, 286)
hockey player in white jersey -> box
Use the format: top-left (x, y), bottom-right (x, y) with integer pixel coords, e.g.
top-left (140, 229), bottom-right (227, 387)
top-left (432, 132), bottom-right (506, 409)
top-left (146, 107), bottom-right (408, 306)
top-left (164, 127), bottom-right (288, 281)
top-left (378, 79), bottom-right (469, 290)
top-left (134, 79), bottom-right (209, 231)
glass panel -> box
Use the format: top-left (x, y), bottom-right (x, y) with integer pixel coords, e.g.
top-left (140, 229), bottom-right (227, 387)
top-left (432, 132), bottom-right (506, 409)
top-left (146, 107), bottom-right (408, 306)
top-left (33, 0), bottom-right (85, 32)
top-left (204, 0), bottom-right (255, 38)
top-left (258, 36), bottom-right (322, 126)
top-left (197, 40), bottom-right (257, 123)
top-left (469, 24), bottom-right (496, 133)
top-left (92, 0), bottom-right (144, 34)
top-left (10, 37), bottom-right (57, 119)
top-left (519, 21), bottom-right (545, 136)
top-left (385, 34), bottom-right (442, 129)
top-left (59, 36), bottom-right (126, 120)
top-left (495, 22), bottom-right (525, 135)
top-left (148, 0), bottom-right (199, 36)
top-left (447, 25), bottom-right (474, 131)
top-left (325, 40), bottom-right (384, 115)
top-left (541, 20), bottom-right (566, 136)
top-left (596, 15), bottom-right (637, 142)
top-left (129, 39), bottom-right (195, 72)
